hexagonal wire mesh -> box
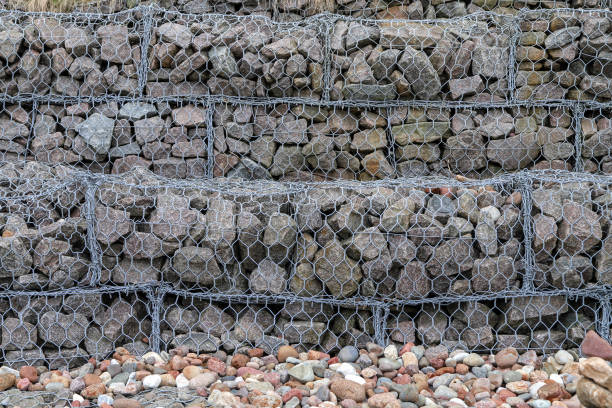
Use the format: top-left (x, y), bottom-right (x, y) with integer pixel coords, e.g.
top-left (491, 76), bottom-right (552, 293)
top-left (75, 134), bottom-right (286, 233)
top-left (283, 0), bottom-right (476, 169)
top-left (0, 4), bottom-right (610, 369)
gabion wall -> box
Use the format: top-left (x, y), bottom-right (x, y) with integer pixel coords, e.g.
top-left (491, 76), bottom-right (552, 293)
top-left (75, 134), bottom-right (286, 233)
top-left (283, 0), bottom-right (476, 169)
top-left (0, 4), bottom-right (610, 368)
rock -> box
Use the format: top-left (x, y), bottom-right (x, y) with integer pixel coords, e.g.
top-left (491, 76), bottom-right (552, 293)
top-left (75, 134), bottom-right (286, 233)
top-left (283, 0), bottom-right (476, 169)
top-left (113, 399), bottom-right (142, 408)
top-left (558, 202), bottom-right (602, 255)
top-left (338, 346), bottom-right (360, 363)
top-left (577, 378), bottom-right (612, 408)
top-left (495, 348), bottom-right (519, 368)
top-left (18, 366), bottom-right (38, 383)
top-left (249, 258), bottom-right (286, 294)
top-left (75, 113), bottom-right (114, 155)
top-left (487, 133), bottom-right (539, 170)
top-left (314, 239), bottom-right (362, 298)
top-left (580, 357), bottom-right (612, 390)
top-left (473, 46), bottom-right (509, 79)
top-left (208, 47), bottom-right (236, 79)
top-left (0, 237), bottom-right (32, 278)
top-left (397, 47), bottom-right (441, 99)
top-left (158, 22), bottom-right (192, 48)
top-left (189, 372), bottom-right (218, 389)
top-left (288, 363), bottom-right (314, 382)
top-left (278, 345), bottom-right (299, 363)
top-left (0, 373), bottom-right (15, 391)
top-left (330, 378), bottom-right (366, 402)
top-left (38, 311), bottom-right (88, 347)
top-left (368, 392), bottom-right (400, 408)
top-left (582, 330), bottom-right (612, 361)
top-left (545, 27), bottom-right (580, 49)
top-left (143, 374), bottom-right (161, 389)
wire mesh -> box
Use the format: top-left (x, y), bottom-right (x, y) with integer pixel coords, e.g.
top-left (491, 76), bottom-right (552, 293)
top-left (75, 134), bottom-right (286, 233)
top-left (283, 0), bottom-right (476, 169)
top-left (0, 4), bottom-right (610, 368)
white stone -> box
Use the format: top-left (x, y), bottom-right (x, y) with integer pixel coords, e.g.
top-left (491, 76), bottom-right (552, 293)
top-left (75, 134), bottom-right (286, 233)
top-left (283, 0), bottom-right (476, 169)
top-left (176, 373), bottom-right (190, 388)
top-left (143, 374), bottom-right (162, 389)
top-left (108, 383), bottom-right (127, 394)
top-left (110, 359), bottom-right (120, 365)
top-left (345, 374), bottom-right (366, 385)
top-left (451, 352), bottom-right (469, 362)
top-left (549, 374), bottom-right (564, 386)
top-left (336, 363), bottom-right (357, 377)
top-left (142, 351), bottom-right (165, 364)
top-left (384, 344), bottom-right (398, 360)
top-left (529, 381), bottom-right (546, 399)
top-left (97, 395), bottom-right (114, 405)
top-left (0, 367), bottom-right (19, 376)
top-left (479, 206), bottom-right (501, 224)
top-left (72, 394), bottom-right (85, 403)
top-left (100, 372), bottom-right (111, 385)
top-left (554, 350), bottom-right (574, 365)
top-left (449, 398), bottom-right (468, 407)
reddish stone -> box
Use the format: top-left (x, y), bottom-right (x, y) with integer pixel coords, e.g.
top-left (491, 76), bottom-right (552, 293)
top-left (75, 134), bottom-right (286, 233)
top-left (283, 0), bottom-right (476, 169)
top-left (308, 350), bottom-right (330, 360)
top-left (80, 383), bottom-right (106, 399)
top-left (248, 348), bottom-right (264, 358)
top-left (16, 378), bottom-right (31, 391)
top-left (495, 348), bottom-right (519, 368)
top-left (497, 389), bottom-right (517, 401)
top-left (393, 375), bottom-right (411, 385)
top-left (277, 345), bottom-right (299, 363)
top-left (196, 387), bottom-right (208, 397)
top-left (170, 355), bottom-right (188, 371)
top-left (231, 354), bottom-right (249, 369)
top-left (236, 367), bottom-right (263, 377)
top-left (264, 372), bottom-right (281, 387)
top-left (83, 374), bottom-right (101, 386)
top-left (19, 366), bottom-right (38, 383)
top-left (399, 343), bottom-right (414, 355)
top-left (328, 357), bottom-right (339, 365)
top-left (581, 330), bottom-right (612, 361)
top-left (283, 389), bottom-right (306, 403)
top-left (456, 364), bottom-right (469, 375)
top-left (72, 402), bottom-right (81, 408)
top-left (207, 358), bottom-right (226, 375)
top-left (429, 367), bottom-right (455, 377)
top-left (88, 358), bottom-right (97, 368)
top-left (99, 360), bottom-right (110, 372)
top-left (429, 358), bottom-right (445, 369)
top-left (99, 404), bottom-right (112, 408)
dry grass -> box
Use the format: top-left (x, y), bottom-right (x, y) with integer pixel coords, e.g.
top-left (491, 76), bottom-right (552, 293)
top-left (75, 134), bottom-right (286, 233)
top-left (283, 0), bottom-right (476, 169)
top-left (6, 0), bottom-right (117, 12)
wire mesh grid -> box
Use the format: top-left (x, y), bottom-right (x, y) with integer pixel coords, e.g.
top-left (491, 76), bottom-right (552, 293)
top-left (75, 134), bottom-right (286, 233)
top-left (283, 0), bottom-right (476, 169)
top-left (0, 4), bottom-right (610, 369)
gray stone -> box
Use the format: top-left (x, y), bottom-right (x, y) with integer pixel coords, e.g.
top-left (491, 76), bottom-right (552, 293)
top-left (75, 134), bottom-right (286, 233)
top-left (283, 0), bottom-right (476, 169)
top-left (487, 133), bottom-right (539, 170)
top-left (250, 258), bottom-right (287, 294)
top-left (426, 238), bottom-right (473, 277)
top-left (75, 113), bottom-right (114, 154)
top-left (1, 317), bottom-right (37, 350)
top-left (343, 84), bottom-right (397, 101)
top-left (0, 28), bottom-right (23, 63)
top-left (596, 237), bottom-right (612, 285)
top-left (548, 256), bottom-right (592, 289)
top-left (170, 332), bottom-right (221, 353)
top-left (171, 246), bottom-right (224, 286)
top-left (397, 47), bottom-right (441, 99)
top-left (545, 27), bottom-right (580, 49)
top-left (119, 102), bottom-right (157, 121)
top-left (472, 46), bottom-right (509, 79)
top-left (472, 256), bottom-right (515, 293)
top-left (558, 202), bottom-right (602, 255)
top-left (503, 296), bottom-right (568, 326)
top-left (0, 236), bottom-right (32, 278)
top-left (533, 214), bottom-right (557, 260)
top-left (263, 213), bottom-right (297, 264)
top-left (158, 22), bottom-right (192, 48)
top-left (93, 297), bottom-right (144, 342)
top-left (396, 261), bottom-right (430, 299)
top-left (208, 47), bottom-right (237, 79)
top-left (314, 239), bottom-right (362, 298)
top-left (338, 345), bottom-right (359, 362)
top-left (346, 22), bottom-right (380, 50)
top-left (281, 321), bottom-right (326, 344)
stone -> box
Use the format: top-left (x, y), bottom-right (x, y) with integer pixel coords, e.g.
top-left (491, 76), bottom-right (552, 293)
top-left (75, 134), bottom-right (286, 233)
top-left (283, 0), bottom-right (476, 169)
top-left (75, 113), bottom-right (114, 155)
top-left (208, 47), bottom-right (237, 79)
top-left (558, 202), bottom-right (602, 255)
top-left (189, 372), bottom-right (218, 389)
top-left (119, 102), bottom-right (157, 121)
top-left (142, 374), bottom-right (161, 389)
top-left (314, 239), bottom-right (362, 298)
top-left (449, 76), bottom-right (485, 99)
top-left (581, 330), bottom-right (612, 361)
top-left (38, 311), bottom-right (88, 347)
top-left (249, 258), bottom-right (287, 294)
top-left (0, 237), bottom-right (32, 278)
top-left (171, 246), bottom-right (223, 286)
top-left (288, 363), bottom-right (314, 382)
top-left (368, 392), bottom-right (400, 408)
top-left (330, 378), bottom-right (366, 402)
top-left (278, 345), bottom-right (299, 363)
top-left (576, 378), bottom-right (612, 408)
top-left (545, 27), bottom-right (580, 49)
top-left (495, 348), bottom-right (519, 368)
top-left (487, 133), bottom-right (540, 170)
top-left (338, 345), bottom-right (359, 363)
top-left (0, 374), bottom-right (15, 391)
top-left (158, 22), bottom-right (192, 48)
top-left (473, 47), bottom-right (509, 79)
top-left (397, 47), bottom-right (441, 99)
